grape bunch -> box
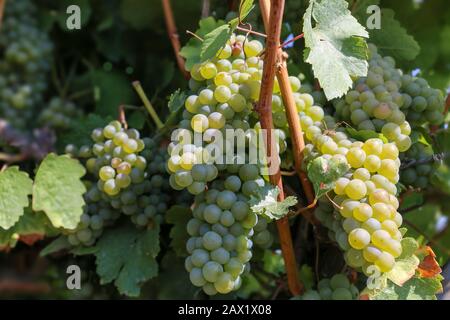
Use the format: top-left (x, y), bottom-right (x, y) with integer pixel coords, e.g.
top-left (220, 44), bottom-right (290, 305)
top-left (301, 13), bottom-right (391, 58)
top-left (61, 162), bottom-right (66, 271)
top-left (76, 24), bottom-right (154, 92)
top-left (299, 92), bottom-right (405, 280)
top-left (0, 0), bottom-right (53, 129)
top-left (333, 44), bottom-right (412, 152)
top-left (38, 97), bottom-right (83, 131)
top-left (64, 184), bottom-right (120, 247)
top-left (400, 141), bottom-right (437, 189)
top-left (168, 34), bottom-right (290, 194)
top-left (86, 121), bottom-right (147, 197)
top-left (399, 74), bottom-right (445, 126)
top-left (66, 122), bottom-right (192, 230)
top-left (294, 274), bottom-right (359, 300)
top-left (185, 174), bottom-right (262, 295)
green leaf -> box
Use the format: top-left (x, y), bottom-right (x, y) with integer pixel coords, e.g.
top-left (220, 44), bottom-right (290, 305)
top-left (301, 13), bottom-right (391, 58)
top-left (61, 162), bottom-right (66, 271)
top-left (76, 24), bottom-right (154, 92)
top-left (155, 252), bottom-right (198, 299)
top-left (367, 275), bottom-right (443, 300)
top-left (307, 156), bottom-right (350, 199)
top-left (229, 0), bottom-right (255, 28)
top-left (167, 89), bottom-right (187, 113)
top-left (0, 167), bottom-right (33, 230)
top-left (298, 265), bottom-right (315, 291)
top-left (0, 210), bottom-right (51, 249)
top-left (404, 205), bottom-right (442, 241)
top-left (200, 24), bottom-right (232, 62)
top-left (33, 154), bottom-right (86, 230)
top-left (386, 238), bottom-right (420, 286)
top-left (399, 193), bottom-right (424, 211)
top-left (40, 236), bottom-right (71, 257)
top-left (166, 205), bottom-right (192, 257)
top-left (91, 69), bottom-right (136, 117)
top-left (127, 110), bottom-right (146, 130)
top-left (70, 246), bottom-right (99, 256)
top-left (119, 0), bottom-right (159, 30)
top-left (345, 128), bottom-right (388, 143)
top-left (369, 9), bottom-right (420, 61)
top-left (249, 185), bottom-right (297, 220)
top-left (180, 18), bottom-right (226, 71)
top-left (303, 0), bottom-right (369, 99)
top-left (58, 114), bottom-right (112, 148)
top-left (263, 250), bottom-right (285, 276)
top-left (95, 224), bottom-right (160, 297)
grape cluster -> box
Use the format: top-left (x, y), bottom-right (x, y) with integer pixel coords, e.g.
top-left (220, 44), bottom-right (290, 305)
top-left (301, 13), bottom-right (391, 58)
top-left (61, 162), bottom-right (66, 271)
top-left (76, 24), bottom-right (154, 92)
top-left (400, 141), bottom-right (437, 189)
top-left (66, 122), bottom-right (191, 231)
top-left (185, 176), bottom-right (260, 295)
top-left (334, 44), bottom-right (412, 152)
top-left (399, 74), bottom-right (445, 126)
top-left (294, 274), bottom-right (359, 300)
top-left (168, 34), bottom-right (286, 194)
top-left (0, 0), bottom-right (53, 129)
top-left (38, 97), bottom-right (83, 131)
top-left (65, 184), bottom-right (120, 247)
top-left (299, 92), bottom-right (405, 280)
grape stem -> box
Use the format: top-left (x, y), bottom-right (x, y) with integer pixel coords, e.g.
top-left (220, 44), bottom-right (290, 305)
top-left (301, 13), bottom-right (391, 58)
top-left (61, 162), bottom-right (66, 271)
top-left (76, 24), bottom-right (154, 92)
top-left (0, 152), bottom-right (26, 163)
top-left (256, 0), bottom-right (303, 296)
top-left (0, 0), bottom-right (5, 31)
top-left (186, 30), bottom-right (204, 42)
top-left (201, 0), bottom-right (210, 18)
top-left (236, 26), bottom-right (267, 38)
top-left (132, 81), bottom-right (164, 130)
top-left (400, 152), bottom-right (448, 170)
top-left (161, 0), bottom-right (190, 79)
top-left (118, 105), bottom-right (128, 130)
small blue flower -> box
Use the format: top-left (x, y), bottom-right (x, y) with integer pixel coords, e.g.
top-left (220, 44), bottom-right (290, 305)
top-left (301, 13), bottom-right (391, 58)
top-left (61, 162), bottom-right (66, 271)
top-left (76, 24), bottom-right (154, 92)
top-left (283, 33), bottom-right (295, 49)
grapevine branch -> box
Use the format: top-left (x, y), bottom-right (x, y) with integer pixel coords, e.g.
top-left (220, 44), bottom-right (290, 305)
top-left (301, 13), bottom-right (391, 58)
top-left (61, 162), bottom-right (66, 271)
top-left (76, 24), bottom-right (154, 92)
top-left (0, 0), bottom-right (5, 31)
top-left (161, 0), bottom-right (190, 79)
top-left (256, 0), bottom-right (302, 296)
top-left (201, 0), bottom-right (210, 18)
top-left (259, 0), bottom-right (317, 215)
top-left (400, 152), bottom-right (448, 170)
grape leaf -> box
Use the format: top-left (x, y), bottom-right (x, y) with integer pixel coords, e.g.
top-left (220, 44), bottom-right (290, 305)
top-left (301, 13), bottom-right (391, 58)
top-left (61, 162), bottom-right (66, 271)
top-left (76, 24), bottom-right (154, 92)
top-left (249, 185), bottom-right (297, 220)
top-left (346, 128), bottom-right (388, 143)
top-left (119, 0), bottom-right (159, 30)
top-left (166, 205), bottom-right (191, 257)
top-left (58, 113), bottom-right (112, 149)
top-left (91, 69), bottom-right (136, 117)
top-left (95, 224), bottom-right (160, 297)
top-left (0, 210), bottom-right (51, 250)
top-left (0, 167), bottom-right (33, 230)
top-left (368, 9), bottom-right (420, 61)
top-left (229, 0), bottom-right (255, 29)
top-left (366, 275), bottom-right (443, 300)
top-left (307, 156), bottom-right (350, 199)
top-left (417, 246), bottom-right (442, 279)
top-left (167, 89), bottom-right (187, 113)
top-left (386, 238), bottom-right (420, 286)
top-left (180, 18), bottom-right (226, 71)
top-left (33, 154), bottom-right (86, 230)
top-left (200, 24), bottom-right (232, 62)
top-left (40, 236), bottom-right (71, 257)
top-left (303, 0), bottom-right (369, 100)
top-left (155, 252), bottom-right (198, 299)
